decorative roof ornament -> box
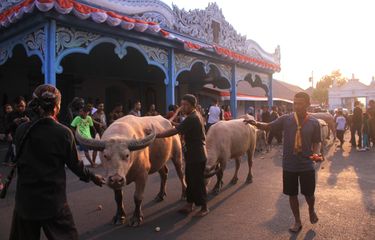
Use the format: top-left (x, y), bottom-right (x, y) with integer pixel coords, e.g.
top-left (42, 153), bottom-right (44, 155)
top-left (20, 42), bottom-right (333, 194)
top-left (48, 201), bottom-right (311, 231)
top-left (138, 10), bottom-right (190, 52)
top-left (0, 0), bottom-right (23, 13)
top-left (78, 0), bottom-right (175, 27)
top-left (0, 0), bottom-right (281, 71)
top-left (171, 2), bottom-right (280, 65)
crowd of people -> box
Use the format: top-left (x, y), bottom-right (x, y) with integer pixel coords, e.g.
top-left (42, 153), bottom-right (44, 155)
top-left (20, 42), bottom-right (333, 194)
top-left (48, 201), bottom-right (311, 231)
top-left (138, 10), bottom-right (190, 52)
top-left (333, 100), bottom-right (375, 151)
top-left (0, 96), bottom-right (162, 168)
top-left (0, 95), bottom-right (291, 169)
top-left (1, 86), bottom-right (375, 239)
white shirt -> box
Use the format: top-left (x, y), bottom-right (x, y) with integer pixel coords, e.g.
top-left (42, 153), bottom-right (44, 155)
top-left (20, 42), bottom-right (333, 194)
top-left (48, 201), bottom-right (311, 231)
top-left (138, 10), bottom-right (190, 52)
top-left (208, 105), bottom-right (221, 124)
top-left (336, 116), bottom-right (346, 131)
top-left (91, 107), bottom-right (97, 115)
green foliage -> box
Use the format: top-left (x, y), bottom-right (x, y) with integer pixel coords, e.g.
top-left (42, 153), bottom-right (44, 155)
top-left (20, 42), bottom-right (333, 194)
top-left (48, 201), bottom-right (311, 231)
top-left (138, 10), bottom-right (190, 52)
top-left (312, 70), bottom-right (347, 104)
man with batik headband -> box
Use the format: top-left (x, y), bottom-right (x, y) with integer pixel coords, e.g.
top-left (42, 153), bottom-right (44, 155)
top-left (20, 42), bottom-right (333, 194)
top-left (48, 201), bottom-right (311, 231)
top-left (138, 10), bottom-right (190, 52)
top-left (244, 92), bottom-right (321, 233)
top-left (8, 84), bottom-right (106, 240)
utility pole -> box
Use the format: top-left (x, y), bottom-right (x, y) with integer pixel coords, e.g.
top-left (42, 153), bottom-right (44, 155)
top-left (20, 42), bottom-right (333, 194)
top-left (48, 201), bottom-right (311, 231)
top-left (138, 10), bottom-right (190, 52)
top-left (309, 71), bottom-right (314, 88)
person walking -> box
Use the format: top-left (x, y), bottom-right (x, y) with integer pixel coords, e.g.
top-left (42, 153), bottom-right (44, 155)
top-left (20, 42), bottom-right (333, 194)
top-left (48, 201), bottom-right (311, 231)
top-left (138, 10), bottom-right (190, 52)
top-left (3, 97), bottom-right (31, 166)
top-left (335, 110), bottom-right (347, 148)
top-left (207, 99), bottom-right (221, 130)
top-left (128, 101), bottom-right (142, 117)
top-left (8, 84), bottom-right (105, 240)
top-left (268, 106), bottom-right (282, 145)
top-left (361, 112), bottom-right (370, 150)
top-left (244, 92), bottom-right (321, 232)
top-left (66, 97), bottom-right (85, 125)
top-left (146, 104), bottom-right (159, 116)
top-left (108, 103), bottom-right (124, 125)
top-left (0, 104), bottom-right (13, 138)
top-left (261, 106), bottom-right (271, 123)
top-left (223, 105), bottom-right (232, 121)
top-left (351, 101), bottom-right (363, 148)
top-left (71, 106), bottom-right (97, 167)
top-left (92, 102), bottom-right (107, 164)
top-left (368, 100), bottom-right (375, 147)
top-left (149, 94), bottom-right (209, 217)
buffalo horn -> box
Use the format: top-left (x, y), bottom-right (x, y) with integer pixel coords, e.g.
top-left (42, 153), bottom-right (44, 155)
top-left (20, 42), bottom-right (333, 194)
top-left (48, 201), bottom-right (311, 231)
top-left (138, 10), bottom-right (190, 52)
top-left (75, 129), bottom-right (106, 151)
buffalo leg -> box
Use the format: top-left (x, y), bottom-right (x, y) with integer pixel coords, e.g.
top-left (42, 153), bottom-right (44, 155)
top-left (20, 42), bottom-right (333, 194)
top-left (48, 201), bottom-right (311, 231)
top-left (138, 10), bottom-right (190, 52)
top-left (155, 165), bottom-right (168, 202)
top-left (246, 149), bottom-right (254, 184)
top-left (112, 189), bottom-right (126, 225)
top-left (171, 153), bottom-right (187, 200)
top-left (129, 175), bottom-right (147, 227)
top-left (212, 160), bottom-right (226, 195)
top-left (171, 139), bottom-right (187, 200)
top-left (230, 158), bottom-right (240, 185)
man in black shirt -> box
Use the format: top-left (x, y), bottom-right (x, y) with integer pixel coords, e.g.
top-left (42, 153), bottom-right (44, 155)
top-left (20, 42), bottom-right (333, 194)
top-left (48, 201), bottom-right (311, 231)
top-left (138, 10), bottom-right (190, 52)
top-left (9, 84), bottom-right (105, 240)
top-left (261, 106), bottom-right (271, 123)
top-left (351, 101), bottom-right (363, 148)
top-left (268, 106), bottom-right (282, 144)
top-left (3, 98), bottom-right (31, 166)
top-left (151, 94), bottom-right (209, 217)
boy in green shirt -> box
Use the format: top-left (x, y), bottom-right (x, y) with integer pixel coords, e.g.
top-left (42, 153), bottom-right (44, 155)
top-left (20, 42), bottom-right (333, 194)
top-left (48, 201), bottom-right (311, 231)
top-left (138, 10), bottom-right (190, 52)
top-left (71, 106), bottom-right (96, 167)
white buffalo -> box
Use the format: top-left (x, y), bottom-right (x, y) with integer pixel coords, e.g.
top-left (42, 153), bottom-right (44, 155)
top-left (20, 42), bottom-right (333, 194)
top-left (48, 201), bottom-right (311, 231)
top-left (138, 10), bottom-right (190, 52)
top-left (310, 112), bottom-right (336, 139)
top-left (317, 118), bottom-right (329, 160)
top-left (204, 119), bottom-right (257, 195)
top-left (76, 115), bottom-right (186, 227)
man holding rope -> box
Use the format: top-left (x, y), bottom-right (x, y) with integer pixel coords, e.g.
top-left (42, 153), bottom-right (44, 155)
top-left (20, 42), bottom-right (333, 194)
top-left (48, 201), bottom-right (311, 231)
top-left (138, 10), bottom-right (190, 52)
top-left (5, 84), bottom-right (105, 240)
top-left (244, 92), bottom-right (321, 233)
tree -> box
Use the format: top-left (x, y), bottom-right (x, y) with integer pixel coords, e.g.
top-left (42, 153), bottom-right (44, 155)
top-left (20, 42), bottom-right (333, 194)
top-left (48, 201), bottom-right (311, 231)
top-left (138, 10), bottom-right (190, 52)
top-left (312, 70), bottom-right (347, 105)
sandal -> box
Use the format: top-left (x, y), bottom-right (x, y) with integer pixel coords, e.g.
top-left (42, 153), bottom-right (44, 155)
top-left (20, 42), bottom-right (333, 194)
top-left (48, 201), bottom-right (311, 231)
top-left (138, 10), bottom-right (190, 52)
top-left (194, 209), bottom-right (209, 217)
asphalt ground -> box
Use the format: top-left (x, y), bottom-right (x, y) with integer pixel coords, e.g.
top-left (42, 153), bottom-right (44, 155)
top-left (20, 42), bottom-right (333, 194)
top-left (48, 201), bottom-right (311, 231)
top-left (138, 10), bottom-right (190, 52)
top-left (0, 133), bottom-right (374, 240)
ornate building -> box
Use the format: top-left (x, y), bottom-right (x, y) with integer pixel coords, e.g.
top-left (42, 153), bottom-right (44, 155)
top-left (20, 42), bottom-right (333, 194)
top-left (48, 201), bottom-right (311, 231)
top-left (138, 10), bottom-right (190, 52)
top-left (0, 0), bottom-right (280, 118)
top-left (329, 75), bottom-right (375, 110)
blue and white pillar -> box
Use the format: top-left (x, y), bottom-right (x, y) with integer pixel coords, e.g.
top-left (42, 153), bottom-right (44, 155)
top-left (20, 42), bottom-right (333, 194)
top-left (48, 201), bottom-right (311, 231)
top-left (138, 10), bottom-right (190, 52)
top-left (44, 20), bottom-right (56, 86)
top-left (230, 64), bottom-right (237, 118)
top-left (166, 48), bottom-right (176, 109)
top-left (267, 73), bottom-right (273, 108)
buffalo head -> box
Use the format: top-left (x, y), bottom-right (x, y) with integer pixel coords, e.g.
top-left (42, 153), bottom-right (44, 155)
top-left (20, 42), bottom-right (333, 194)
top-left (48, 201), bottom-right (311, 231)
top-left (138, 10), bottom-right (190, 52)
top-left (76, 129), bottom-right (156, 190)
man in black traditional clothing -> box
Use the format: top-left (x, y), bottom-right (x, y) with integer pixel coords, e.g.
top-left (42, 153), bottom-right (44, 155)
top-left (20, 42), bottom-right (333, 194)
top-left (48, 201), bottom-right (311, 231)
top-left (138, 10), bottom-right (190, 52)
top-left (8, 84), bottom-right (106, 240)
top-left (150, 94), bottom-right (209, 217)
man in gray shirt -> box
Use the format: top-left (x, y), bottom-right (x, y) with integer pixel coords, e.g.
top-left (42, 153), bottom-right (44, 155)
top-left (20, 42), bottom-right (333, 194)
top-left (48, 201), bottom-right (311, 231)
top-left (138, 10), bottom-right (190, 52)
top-left (244, 92), bottom-right (321, 233)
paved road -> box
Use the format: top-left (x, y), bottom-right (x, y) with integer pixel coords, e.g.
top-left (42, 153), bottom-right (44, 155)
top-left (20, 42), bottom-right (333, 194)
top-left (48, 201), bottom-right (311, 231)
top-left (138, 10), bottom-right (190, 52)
top-left (1, 134), bottom-right (374, 240)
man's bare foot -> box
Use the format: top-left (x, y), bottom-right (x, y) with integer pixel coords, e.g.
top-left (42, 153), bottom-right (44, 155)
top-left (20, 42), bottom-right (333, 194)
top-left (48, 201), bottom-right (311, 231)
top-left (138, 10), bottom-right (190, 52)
top-left (178, 204), bottom-right (193, 214)
top-left (289, 222), bottom-right (302, 233)
top-left (309, 211), bottom-right (319, 224)
top-left (194, 208), bottom-right (209, 217)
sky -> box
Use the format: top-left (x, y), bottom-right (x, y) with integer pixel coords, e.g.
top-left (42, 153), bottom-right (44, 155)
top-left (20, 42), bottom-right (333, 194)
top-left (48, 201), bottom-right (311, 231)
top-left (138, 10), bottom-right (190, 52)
top-left (162, 0), bottom-right (375, 89)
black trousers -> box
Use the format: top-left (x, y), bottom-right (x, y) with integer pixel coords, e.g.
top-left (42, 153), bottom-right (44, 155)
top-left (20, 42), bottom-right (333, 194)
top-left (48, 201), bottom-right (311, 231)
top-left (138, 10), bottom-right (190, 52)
top-left (267, 129), bottom-right (282, 144)
top-left (185, 162), bottom-right (207, 206)
top-left (9, 205), bottom-right (78, 240)
top-left (283, 170), bottom-right (316, 197)
top-left (336, 130), bottom-right (345, 145)
top-left (3, 142), bottom-right (14, 164)
top-left (351, 125), bottom-right (362, 147)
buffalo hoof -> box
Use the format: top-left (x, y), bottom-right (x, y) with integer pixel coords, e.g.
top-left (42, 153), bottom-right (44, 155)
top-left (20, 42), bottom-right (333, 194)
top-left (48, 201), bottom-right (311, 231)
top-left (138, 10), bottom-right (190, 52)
top-left (212, 181), bottom-right (223, 195)
top-left (129, 215), bottom-right (144, 227)
top-left (246, 175), bottom-right (253, 184)
top-left (230, 177), bottom-right (239, 185)
top-left (154, 192), bottom-right (167, 202)
top-left (112, 213), bottom-right (126, 225)
top-left (212, 187), bottom-right (221, 195)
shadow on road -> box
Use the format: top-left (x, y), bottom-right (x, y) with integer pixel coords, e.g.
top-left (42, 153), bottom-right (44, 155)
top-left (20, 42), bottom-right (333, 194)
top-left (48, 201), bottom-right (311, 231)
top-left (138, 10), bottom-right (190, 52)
top-left (79, 170), bottom-right (250, 240)
top-left (327, 133), bottom-right (375, 215)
